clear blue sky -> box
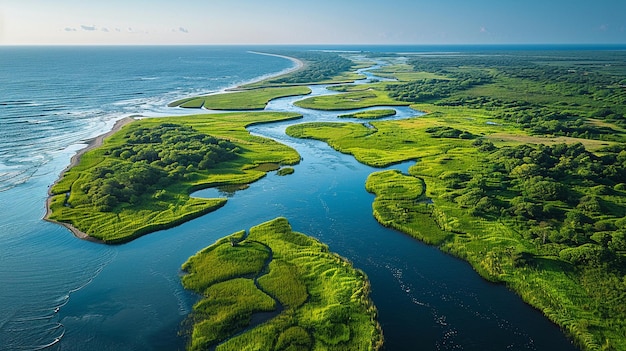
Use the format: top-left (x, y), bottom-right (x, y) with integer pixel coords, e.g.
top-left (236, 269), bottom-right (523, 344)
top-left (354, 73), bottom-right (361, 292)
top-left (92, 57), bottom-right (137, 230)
top-left (0, 0), bottom-right (624, 45)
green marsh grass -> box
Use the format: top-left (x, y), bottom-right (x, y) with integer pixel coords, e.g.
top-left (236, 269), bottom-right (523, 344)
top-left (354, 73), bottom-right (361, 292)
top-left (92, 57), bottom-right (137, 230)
top-left (168, 86), bottom-right (311, 110)
top-left (366, 170), bottom-right (450, 245)
top-left (181, 238), bottom-right (270, 291)
top-left (276, 167), bottom-right (295, 176)
top-left (243, 71), bottom-right (365, 89)
top-left (190, 278), bottom-right (276, 349)
top-left (294, 88), bottom-right (409, 111)
top-left (181, 217), bottom-right (383, 351)
top-left (338, 109), bottom-right (397, 119)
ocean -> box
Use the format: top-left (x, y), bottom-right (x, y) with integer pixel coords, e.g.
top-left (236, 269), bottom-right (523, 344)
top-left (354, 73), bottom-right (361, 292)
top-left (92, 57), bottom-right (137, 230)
top-left (0, 46), bottom-right (578, 350)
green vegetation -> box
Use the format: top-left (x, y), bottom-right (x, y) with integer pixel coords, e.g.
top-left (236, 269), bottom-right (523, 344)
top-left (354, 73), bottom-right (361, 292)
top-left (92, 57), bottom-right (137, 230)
top-left (385, 69), bottom-right (492, 103)
top-left (386, 52), bottom-right (626, 142)
top-left (276, 167), bottom-right (295, 176)
top-left (47, 112), bottom-right (301, 243)
top-left (242, 51), bottom-right (364, 88)
top-left (181, 217), bottom-right (382, 351)
top-left (81, 124), bottom-right (238, 212)
top-left (294, 86), bottom-right (409, 110)
top-left (338, 109), bottom-right (397, 119)
top-left (370, 64), bottom-right (453, 82)
top-left (286, 116), bottom-right (489, 167)
top-left (168, 86), bottom-right (311, 110)
top-left (366, 170), bottom-right (450, 245)
top-left (425, 125), bottom-right (475, 139)
top-left (287, 50), bottom-right (626, 350)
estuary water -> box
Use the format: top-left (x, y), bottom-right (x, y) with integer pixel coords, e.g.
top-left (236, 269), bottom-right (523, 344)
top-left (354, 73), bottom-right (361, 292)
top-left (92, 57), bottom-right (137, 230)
top-left (0, 46), bottom-right (576, 350)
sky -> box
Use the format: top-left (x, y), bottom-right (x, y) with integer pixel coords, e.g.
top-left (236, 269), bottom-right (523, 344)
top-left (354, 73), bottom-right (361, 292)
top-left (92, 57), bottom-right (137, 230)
top-left (0, 0), bottom-right (624, 45)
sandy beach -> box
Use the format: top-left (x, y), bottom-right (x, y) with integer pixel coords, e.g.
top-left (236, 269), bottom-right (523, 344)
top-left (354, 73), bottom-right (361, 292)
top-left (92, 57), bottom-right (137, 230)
top-left (230, 51), bottom-right (306, 90)
top-left (249, 52), bottom-right (305, 74)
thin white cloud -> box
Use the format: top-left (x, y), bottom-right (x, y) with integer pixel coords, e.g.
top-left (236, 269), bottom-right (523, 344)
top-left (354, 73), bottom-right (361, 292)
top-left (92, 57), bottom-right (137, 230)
top-left (101, 27), bottom-right (109, 32)
top-left (81, 25), bottom-right (97, 31)
top-left (480, 26), bottom-right (488, 33)
top-left (64, 27), bottom-right (77, 32)
top-left (179, 27), bottom-right (189, 33)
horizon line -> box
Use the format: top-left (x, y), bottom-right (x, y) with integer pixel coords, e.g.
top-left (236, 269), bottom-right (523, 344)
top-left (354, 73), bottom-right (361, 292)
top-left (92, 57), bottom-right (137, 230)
top-left (1, 42), bottom-right (626, 47)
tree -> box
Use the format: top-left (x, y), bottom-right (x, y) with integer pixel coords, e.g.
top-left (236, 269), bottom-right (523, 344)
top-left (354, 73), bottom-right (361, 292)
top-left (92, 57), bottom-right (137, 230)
top-left (510, 163), bottom-right (542, 179)
top-left (525, 177), bottom-right (566, 201)
top-left (559, 244), bottom-right (609, 266)
top-left (608, 230), bottom-right (626, 251)
top-left (510, 196), bottom-right (542, 219)
top-left (577, 195), bottom-right (602, 214)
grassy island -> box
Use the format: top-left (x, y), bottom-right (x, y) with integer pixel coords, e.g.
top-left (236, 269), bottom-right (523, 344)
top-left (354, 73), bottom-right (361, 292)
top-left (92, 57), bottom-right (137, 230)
top-left (294, 84), bottom-right (409, 111)
top-left (180, 217), bottom-right (383, 351)
top-left (338, 109), bottom-right (397, 119)
top-left (168, 86), bottom-right (312, 110)
top-left (276, 167), bottom-right (295, 176)
top-left (286, 50), bottom-right (626, 350)
top-left (47, 112), bottom-right (301, 243)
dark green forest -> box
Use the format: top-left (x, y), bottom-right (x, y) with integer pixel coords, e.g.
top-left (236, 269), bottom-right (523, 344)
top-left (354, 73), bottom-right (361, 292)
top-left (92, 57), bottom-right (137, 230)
top-left (82, 124), bottom-right (238, 211)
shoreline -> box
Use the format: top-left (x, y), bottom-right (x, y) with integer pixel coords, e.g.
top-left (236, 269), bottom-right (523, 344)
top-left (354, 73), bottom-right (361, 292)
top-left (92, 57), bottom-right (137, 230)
top-left (44, 116), bottom-right (135, 243)
top-left (229, 51), bottom-right (306, 91)
top-left (247, 51), bottom-right (305, 76)
top-left (43, 52), bottom-right (306, 243)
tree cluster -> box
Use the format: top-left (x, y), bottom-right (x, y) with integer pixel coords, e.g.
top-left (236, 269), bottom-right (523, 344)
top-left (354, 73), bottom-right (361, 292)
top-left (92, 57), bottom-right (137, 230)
top-left (81, 123), bottom-right (239, 211)
top-left (386, 71), bottom-right (491, 103)
top-left (425, 126), bottom-right (475, 139)
top-left (80, 161), bottom-right (167, 212)
top-left (401, 51), bottom-right (626, 134)
top-left (111, 123), bottom-right (238, 173)
top-left (271, 51), bottom-right (354, 84)
top-left (443, 139), bottom-right (626, 260)
top-left (438, 96), bottom-right (621, 141)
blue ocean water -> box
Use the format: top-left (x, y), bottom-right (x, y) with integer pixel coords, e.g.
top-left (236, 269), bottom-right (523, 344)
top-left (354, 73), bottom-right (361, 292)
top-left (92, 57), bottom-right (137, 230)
top-left (0, 46), bottom-right (578, 350)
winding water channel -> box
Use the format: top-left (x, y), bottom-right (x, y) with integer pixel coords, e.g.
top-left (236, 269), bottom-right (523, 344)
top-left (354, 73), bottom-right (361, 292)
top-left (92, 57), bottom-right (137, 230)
top-left (48, 60), bottom-right (579, 350)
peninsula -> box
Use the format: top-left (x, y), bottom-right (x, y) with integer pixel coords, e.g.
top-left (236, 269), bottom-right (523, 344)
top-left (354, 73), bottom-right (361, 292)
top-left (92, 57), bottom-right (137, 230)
top-left (45, 111), bottom-right (302, 243)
